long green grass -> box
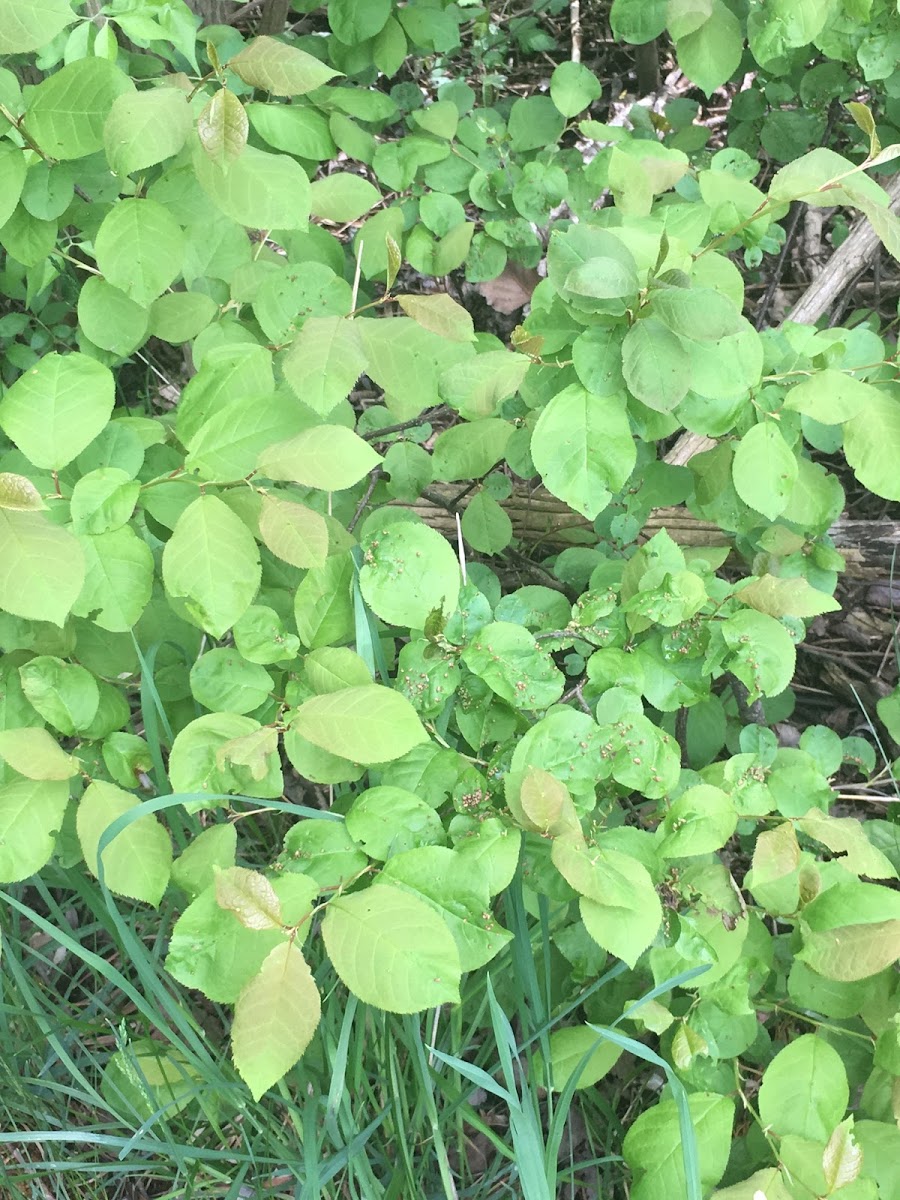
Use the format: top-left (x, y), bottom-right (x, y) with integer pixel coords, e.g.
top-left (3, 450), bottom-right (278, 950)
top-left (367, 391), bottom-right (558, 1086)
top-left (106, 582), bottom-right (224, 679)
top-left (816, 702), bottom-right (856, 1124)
top-left (1, 850), bottom-right (661, 1199)
top-left (0, 635), bottom-right (697, 1198)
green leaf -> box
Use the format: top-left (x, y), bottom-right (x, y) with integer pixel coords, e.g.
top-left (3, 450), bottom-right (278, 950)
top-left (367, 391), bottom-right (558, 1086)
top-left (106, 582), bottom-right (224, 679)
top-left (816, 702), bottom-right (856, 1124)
top-left (709, 1168), bottom-right (794, 1200)
top-left (0, 0), bottom-right (75, 53)
top-left (373, 15), bottom-right (407, 74)
top-left (396, 293), bottom-right (475, 343)
top-left (610, 0), bottom-right (667, 43)
top-left (328, 0), bottom-right (392, 44)
top-left (104, 87), bottom-right (193, 176)
top-left (460, 491), bottom-right (512, 554)
top-left (71, 468), bottom-right (139, 535)
top-left (531, 384), bottom-right (636, 519)
top-left (799, 882), bottom-right (900, 981)
top-left (0, 727), bottom-right (78, 781)
top-left (258, 494), bottom-right (329, 570)
top-left (22, 58), bottom-right (133, 159)
top-left (542, 1025), bottom-right (623, 1090)
top-left (675, 0), bottom-right (743, 97)
top-left (248, 102), bottom-right (335, 160)
top-left (346, 786), bottom-right (445, 860)
top-left (171, 823), bottom-right (237, 899)
top-left (293, 684), bottom-right (429, 764)
top-left (190, 648), bottom-right (273, 715)
top-left (77, 277), bottom-right (149, 357)
top-left (304, 647), bottom-right (372, 693)
top-left (73, 527), bottom-right (154, 632)
top-left (283, 724), bottom-right (364, 785)
top-left (234, 604), bottom-right (300, 665)
top-left (176, 344), bottom-right (274, 445)
top-left (0, 203), bottom-right (54, 268)
top-left (168, 713), bottom-right (284, 803)
top-left (0, 145), bottom-right (26, 230)
top-left (381, 845), bottom-right (511, 971)
top-left (294, 553), bottom-right (355, 648)
top-left (572, 325), bottom-right (626, 396)
top-left (280, 820), bottom-right (367, 888)
top-left (94, 198), bottom-right (185, 306)
top-left (165, 873), bottom-right (317, 1002)
top-left (783, 369), bottom-right (879, 424)
top-left (359, 316), bottom-right (472, 421)
top-left (259, 424), bottom-right (380, 490)
top-left (411, 100), bottom-right (458, 140)
top-left (282, 316), bottom-right (367, 417)
top-left (552, 839), bottom-right (661, 967)
top-left (309, 173), bottom-right (380, 222)
top-left (0, 778), bottom-right (69, 883)
top-left (550, 61), bottom-right (602, 117)
top-left (185, 391), bottom-right (302, 482)
top-left (20, 656), bottom-right (98, 735)
top-left (148, 292), bottom-right (217, 344)
top-left (732, 421), bottom-right (798, 520)
top-left (650, 288), bottom-right (745, 343)
top-left (515, 767), bottom-right (580, 835)
top-left (162, 495), bottom-right (261, 638)
top-left (432, 418), bottom-right (512, 482)
top-left (76, 780), bottom-right (172, 906)
top-left (0, 509), bottom-right (84, 626)
top-left (462, 622), bottom-right (565, 711)
top-left (736, 575), bottom-right (840, 619)
top-left (359, 521), bottom-right (460, 629)
top-left (451, 818), bottom-right (520, 897)
top-left (193, 142), bottom-right (311, 232)
top-left (0, 351), bottom-right (114, 469)
top-left (769, 148), bottom-right (889, 209)
top-left (758, 1035), bottom-right (849, 1141)
top-left (101, 1040), bottom-right (201, 1124)
top-left (197, 87), bottom-right (249, 168)
top-left (664, 0), bottom-right (712, 40)
top-left (844, 391), bottom-right (900, 502)
top-left (658, 785), bottom-right (737, 858)
top-left (721, 609), bottom-right (796, 700)
top-left (622, 319), bottom-right (692, 411)
top-left (623, 1092), bottom-right (734, 1200)
top-left (228, 35), bottom-right (341, 95)
top-left (439, 351), bottom-right (530, 420)
top-left (232, 940), bottom-right (321, 1100)
top-left (508, 96), bottom-right (566, 152)
top-left (797, 809), bottom-right (897, 880)
top-left (322, 883), bottom-right (461, 1012)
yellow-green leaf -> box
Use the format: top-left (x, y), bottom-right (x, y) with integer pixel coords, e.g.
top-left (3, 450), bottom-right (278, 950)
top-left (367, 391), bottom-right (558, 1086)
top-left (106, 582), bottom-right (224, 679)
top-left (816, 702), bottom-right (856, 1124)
top-left (0, 727), bottom-right (79, 780)
top-left (215, 866), bottom-right (283, 930)
top-left (231, 941), bottom-right (321, 1100)
top-left (76, 780), bottom-right (172, 906)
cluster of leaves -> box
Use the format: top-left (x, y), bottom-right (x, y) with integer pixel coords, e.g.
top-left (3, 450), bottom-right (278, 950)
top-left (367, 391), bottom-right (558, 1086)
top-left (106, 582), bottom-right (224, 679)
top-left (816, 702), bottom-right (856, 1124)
top-left (3, 1), bottom-right (900, 1196)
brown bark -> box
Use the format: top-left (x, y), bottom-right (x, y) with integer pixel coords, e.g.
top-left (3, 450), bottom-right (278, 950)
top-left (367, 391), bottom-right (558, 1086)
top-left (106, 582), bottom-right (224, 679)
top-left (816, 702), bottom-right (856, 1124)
top-left (405, 483), bottom-right (900, 581)
top-left (184, 0), bottom-right (233, 23)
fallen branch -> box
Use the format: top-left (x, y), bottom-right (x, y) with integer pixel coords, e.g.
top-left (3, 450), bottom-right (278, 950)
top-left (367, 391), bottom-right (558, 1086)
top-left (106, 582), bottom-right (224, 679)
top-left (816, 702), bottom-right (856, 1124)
top-left (404, 482), bottom-right (900, 581)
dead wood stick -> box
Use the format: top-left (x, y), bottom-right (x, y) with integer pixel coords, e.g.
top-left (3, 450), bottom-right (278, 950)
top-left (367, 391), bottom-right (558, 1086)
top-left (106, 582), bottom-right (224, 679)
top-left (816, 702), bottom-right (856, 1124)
top-left (404, 483), bottom-right (900, 581)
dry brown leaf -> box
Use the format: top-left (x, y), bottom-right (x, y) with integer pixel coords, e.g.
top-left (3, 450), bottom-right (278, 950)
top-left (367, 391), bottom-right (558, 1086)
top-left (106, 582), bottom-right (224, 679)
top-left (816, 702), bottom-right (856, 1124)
top-left (476, 262), bottom-right (540, 313)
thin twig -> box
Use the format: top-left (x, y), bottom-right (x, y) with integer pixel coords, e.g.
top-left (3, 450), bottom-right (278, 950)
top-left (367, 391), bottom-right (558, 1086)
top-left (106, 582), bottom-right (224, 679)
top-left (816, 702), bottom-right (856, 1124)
top-left (348, 469), bottom-right (381, 532)
top-left (754, 201), bottom-right (806, 330)
top-left (570, 0), bottom-right (582, 63)
top-left (361, 409), bottom-right (442, 441)
top-left (226, 0), bottom-right (266, 25)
